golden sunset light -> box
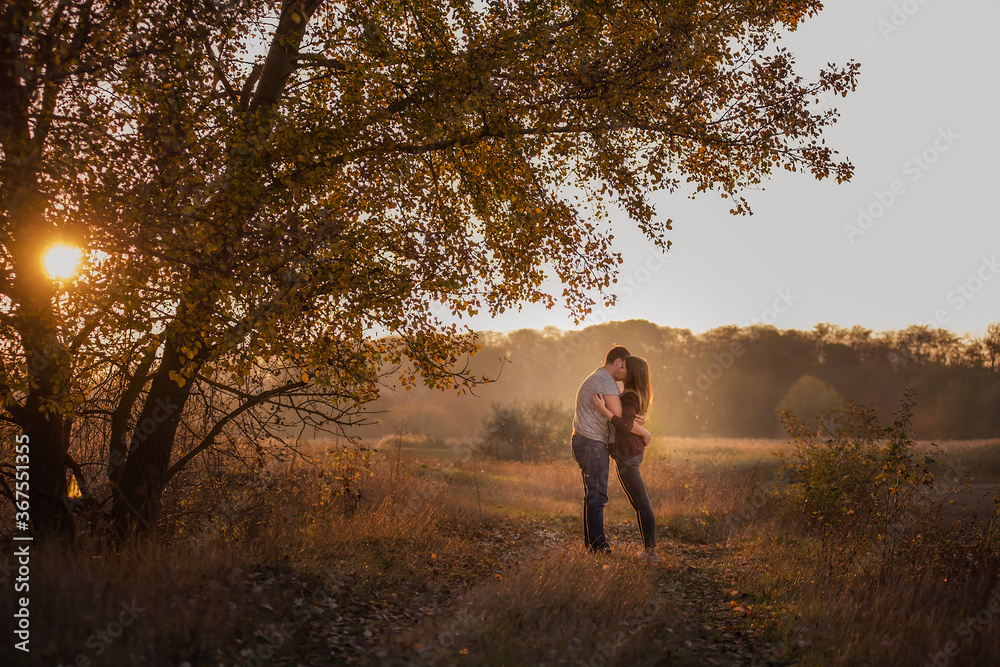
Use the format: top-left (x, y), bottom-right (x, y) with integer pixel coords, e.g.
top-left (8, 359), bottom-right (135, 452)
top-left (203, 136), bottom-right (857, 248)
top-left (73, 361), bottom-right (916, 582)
top-left (43, 244), bottom-right (82, 280)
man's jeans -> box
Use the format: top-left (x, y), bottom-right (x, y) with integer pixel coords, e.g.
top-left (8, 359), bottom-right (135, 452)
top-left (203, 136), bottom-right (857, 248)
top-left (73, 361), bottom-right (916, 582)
top-left (612, 450), bottom-right (656, 550)
top-left (572, 433), bottom-right (610, 552)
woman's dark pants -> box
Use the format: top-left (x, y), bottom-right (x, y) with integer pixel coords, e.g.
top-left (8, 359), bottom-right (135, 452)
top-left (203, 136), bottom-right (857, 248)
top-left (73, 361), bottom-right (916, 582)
top-left (612, 450), bottom-right (656, 550)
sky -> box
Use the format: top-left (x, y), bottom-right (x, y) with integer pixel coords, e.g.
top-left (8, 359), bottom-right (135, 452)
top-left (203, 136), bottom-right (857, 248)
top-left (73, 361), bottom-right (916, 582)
top-left (452, 0), bottom-right (1000, 338)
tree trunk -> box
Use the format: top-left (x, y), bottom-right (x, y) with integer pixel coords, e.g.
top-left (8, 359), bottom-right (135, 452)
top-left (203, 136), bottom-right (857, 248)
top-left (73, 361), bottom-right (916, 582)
top-left (107, 336), bottom-right (197, 539)
top-left (19, 397), bottom-right (73, 540)
top-left (12, 278), bottom-right (76, 541)
top-left (5, 161), bottom-right (75, 541)
top-left (108, 352), bottom-right (156, 486)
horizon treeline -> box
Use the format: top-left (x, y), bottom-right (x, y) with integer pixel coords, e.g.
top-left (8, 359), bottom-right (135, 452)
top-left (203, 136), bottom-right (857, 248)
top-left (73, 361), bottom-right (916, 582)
top-left (358, 320), bottom-right (1000, 442)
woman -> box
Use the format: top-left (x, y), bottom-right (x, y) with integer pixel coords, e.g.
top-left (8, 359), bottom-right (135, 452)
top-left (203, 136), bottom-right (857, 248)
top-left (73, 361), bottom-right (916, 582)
top-left (592, 355), bottom-right (659, 563)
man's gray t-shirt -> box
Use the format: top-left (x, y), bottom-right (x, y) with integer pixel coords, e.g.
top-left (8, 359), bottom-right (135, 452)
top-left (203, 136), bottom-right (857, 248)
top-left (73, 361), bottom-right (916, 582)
top-left (573, 368), bottom-right (621, 443)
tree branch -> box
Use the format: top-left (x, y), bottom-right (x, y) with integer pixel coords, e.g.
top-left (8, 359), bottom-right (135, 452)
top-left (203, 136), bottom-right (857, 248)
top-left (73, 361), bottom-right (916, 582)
top-left (108, 351), bottom-right (156, 485)
top-left (165, 380), bottom-right (306, 481)
top-left (203, 38), bottom-right (240, 105)
top-left (246, 0), bottom-right (324, 118)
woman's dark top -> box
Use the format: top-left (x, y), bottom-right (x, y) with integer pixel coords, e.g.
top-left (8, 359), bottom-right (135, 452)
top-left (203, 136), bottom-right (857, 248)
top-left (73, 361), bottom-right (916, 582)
top-left (610, 390), bottom-right (646, 457)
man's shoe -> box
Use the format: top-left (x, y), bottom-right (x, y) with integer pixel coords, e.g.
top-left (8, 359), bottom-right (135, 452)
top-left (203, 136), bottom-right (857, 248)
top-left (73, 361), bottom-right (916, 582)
top-left (642, 549), bottom-right (660, 564)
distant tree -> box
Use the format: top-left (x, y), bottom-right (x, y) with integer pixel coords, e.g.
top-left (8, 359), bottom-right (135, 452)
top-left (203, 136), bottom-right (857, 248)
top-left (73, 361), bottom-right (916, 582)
top-left (369, 319), bottom-right (1000, 442)
top-left (843, 326), bottom-right (874, 362)
top-left (812, 323), bottom-right (849, 351)
top-left (985, 323), bottom-right (1000, 371)
top-left (777, 374), bottom-right (841, 426)
top-left (476, 401), bottom-right (572, 462)
top-left (2, 0), bottom-right (859, 540)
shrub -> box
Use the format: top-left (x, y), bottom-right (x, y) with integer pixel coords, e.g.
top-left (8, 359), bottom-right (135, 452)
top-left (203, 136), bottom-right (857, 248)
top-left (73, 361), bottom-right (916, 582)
top-left (776, 390), bottom-right (946, 571)
top-left (475, 401), bottom-right (573, 462)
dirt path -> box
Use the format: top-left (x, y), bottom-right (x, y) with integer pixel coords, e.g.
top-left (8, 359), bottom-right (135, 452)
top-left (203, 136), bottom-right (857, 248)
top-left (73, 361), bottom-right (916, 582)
top-left (599, 524), bottom-right (798, 667)
top-left (251, 514), bottom-right (800, 666)
top-left (646, 535), bottom-right (804, 666)
top-left (395, 518), bottom-right (796, 666)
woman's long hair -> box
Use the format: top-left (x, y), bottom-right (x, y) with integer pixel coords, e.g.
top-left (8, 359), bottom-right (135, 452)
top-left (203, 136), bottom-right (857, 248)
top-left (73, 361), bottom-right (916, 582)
top-left (624, 356), bottom-right (652, 416)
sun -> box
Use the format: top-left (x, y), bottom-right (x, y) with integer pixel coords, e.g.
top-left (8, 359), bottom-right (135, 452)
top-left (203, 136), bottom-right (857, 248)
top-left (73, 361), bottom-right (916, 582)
top-left (43, 244), bottom-right (82, 280)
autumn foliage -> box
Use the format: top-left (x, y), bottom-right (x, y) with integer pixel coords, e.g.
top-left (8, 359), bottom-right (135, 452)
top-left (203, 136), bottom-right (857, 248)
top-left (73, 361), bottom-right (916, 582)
top-left (1, 0), bottom-right (858, 540)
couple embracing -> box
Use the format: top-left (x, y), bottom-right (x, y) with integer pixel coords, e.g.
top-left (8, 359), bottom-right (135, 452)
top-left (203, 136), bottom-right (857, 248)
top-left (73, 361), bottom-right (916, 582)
top-left (571, 345), bottom-right (658, 563)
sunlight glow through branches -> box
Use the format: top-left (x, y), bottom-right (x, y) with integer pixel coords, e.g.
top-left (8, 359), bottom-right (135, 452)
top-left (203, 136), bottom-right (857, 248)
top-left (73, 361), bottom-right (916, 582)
top-left (44, 244), bottom-right (82, 280)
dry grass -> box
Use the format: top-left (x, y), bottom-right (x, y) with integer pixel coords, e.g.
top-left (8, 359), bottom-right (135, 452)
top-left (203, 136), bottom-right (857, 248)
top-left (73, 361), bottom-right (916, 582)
top-left (1, 436), bottom-right (998, 666)
top-left (713, 434), bottom-right (1000, 667)
top-left (725, 517), bottom-right (1000, 666)
top-left (648, 436), bottom-right (790, 473)
top-left (0, 450), bottom-right (529, 666)
top-left (383, 546), bottom-right (659, 665)
top-left (929, 438), bottom-right (1000, 481)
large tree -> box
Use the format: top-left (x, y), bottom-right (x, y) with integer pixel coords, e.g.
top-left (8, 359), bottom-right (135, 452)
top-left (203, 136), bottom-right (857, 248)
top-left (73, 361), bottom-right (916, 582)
top-left (1, 0), bottom-right (859, 539)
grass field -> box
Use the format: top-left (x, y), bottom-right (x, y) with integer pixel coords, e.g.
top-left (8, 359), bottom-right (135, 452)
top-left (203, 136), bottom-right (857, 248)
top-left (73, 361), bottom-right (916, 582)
top-left (2, 436), bottom-right (999, 666)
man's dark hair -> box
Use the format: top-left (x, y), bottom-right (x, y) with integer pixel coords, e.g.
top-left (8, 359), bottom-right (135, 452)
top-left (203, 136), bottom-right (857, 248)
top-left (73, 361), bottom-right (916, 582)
top-left (604, 345), bottom-right (631, 365)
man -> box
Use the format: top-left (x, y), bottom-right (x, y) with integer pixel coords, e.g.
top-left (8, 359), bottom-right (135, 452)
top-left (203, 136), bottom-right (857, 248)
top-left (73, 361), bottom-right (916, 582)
top-left (571, 345), bottom-right (630, 553)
